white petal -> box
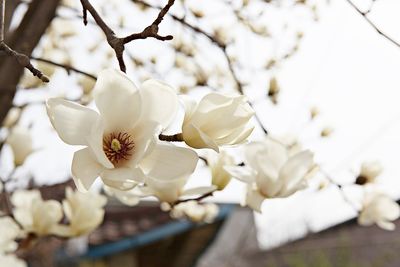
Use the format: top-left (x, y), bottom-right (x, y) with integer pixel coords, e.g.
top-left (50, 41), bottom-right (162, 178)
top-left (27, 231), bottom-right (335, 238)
top-left (145, 175), bottom-right (187, 203)
top-left (245, 186), bottom-right (265, 213)
top-left (181, 96), bottom-right (197, 123)
top-left (46, 98), bottom-right (100, 145)
top-left (224, 166), bottom-right (256, 183)
top-left (139, 143), bottom-right (199, 180)
top-left (279, 150), bottom-right (313, 195)
top-left (182, 186), bottom-right (217, 197)
top-left (140, 79), bottom-right (179, 129)
top-left (377, 220), bottom-right (396, 231)
top-left (85, 119), bottom-right (113, 168)
top-left (216, 125), bottom-right (254, 145)
top-left (71, 148), bottom-right (104, 192)
top-left (126, 120), bottom-right (160, 167)
top-left (94, 69), bottom-right (142, 131)
top-left (100, 167), bottom-right (144, 190)
top-left (182, 123), bottom-right (219, 152)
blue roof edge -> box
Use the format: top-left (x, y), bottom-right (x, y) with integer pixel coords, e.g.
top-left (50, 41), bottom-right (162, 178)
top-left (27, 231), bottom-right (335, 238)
top-left (75, 203), bottom-right (235, 260)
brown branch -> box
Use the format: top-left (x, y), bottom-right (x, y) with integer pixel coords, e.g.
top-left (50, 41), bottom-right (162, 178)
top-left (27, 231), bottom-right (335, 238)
top-left (173, 190), bottom-right (216, 206)
top-left (30, 57), bottom-right (97, 80)
top-left (0, 0), bottom-right (5, 41)
top-left (0, 42), bottom-right (49, 82)
top-left (345, 0), bottom-right (400, 48)
top-left (79, 0), bottom-right (176, 73)
top-left (159, 133), bottom-right (183, 142)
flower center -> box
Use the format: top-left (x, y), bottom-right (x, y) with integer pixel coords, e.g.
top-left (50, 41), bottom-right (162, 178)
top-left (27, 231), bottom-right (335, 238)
top-left (103, 132), bottom-right (135, 165)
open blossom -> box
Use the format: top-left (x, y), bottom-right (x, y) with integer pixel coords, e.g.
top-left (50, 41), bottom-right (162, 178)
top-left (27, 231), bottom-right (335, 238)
top-left (0, 254), bottom-right (27, 267)
top-left (0, 217), bottom-right (21, 253)
top-left (358, 192), bottom-right (400, 231)
top-left (209, 151), bottom-right (235, 190)
top-left (59, 187), bottom-right (107, 237)
top-left (356, 160), bottom-right (383, 185)
top-left (182, 93), bottom-right (254, 152)
top-left (11, 190), bottom-right (63, 236)
top-left (6, 126), bottom-right (33, 166)
top-left (47, 69), bottom-right (198, 192)
top-left (226, 138), bottom-right (314, 212)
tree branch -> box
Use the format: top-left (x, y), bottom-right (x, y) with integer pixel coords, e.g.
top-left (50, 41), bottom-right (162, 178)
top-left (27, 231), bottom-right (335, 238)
top-left (30, 57), bottom-right (97, 80)
top-left (345, 0), bottom-right (400, 48)
top-left (0, 0), bottom-right (5, 42)
top-left (79, 0), bottom-right (176, 73)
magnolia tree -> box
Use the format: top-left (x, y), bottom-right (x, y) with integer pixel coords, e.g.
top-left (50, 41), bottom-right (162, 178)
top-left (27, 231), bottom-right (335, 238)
top-left (0, 0), bottom-right (399, 266)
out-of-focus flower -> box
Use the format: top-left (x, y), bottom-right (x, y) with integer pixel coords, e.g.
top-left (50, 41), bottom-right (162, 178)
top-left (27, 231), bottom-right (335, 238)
top-left (11, 190), bottom-right (63, 236)
top-left (310, 106), bottom-right (319, 119)
top-left (0, 217), bottom-right (21, 253)
top-left (59, 187), bottom-right (107, 237)
top-left (320, 127), bottom-right (334, 137)
top-left (78, 75), bottom-right (96, 95)
top-left (356, 161), bottom-right (383, 185)
top-left (182, 93), bottom-right (254, 152)
top-left (6, 126), bottom-right (33, 166)
top-left (209, 151), bottom-right (235, 190)
top-left (358, 192), bottom-right (400, 231)
top-left (171, 201), bottom-right (219, 223)
top-left (0, 254), bottom-right (27, 267)
top-left (2, 108), bottom-right (21, 128)
top-left (47, 69), bottom-right (198, 192)
top-left (226, 138), bottom-right (314, 212)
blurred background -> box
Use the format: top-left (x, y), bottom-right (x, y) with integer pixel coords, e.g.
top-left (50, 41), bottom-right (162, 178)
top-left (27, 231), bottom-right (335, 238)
top-left (2, 0), bottom-right (400, 266)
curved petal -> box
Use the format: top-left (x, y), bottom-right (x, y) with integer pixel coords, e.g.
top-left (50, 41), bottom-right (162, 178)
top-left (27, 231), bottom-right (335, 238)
top-left (46, 98), bottom-right (100, 145)
top-left (85, 119), bottom-right (113, 168)
top-left (224, 166), bottom-right (256, 183)
top-left (217, 125), bottom-right (254, 146)
top-left (94, 69), bottom-right (142, 131)
top-left (245, 186), bottom-right (265, 213)
top-left (125, 120), bottom-right (161, 167)
top-left (181, 95), bottom-right (197, 123)
top-left (140, 79), bottom-right (179, 129)
top-left (71, 148), bottom-right (104, 192)
top-left (279, 150), bottom-right (313, 195)
top-left (139, 142), bottom-right (199, 181)
top-left (145, 175), bottom-right (187, 203)
top-left (182, 123), bottom-right (219, 152)
top-left (100, 167), bottom-right (144, 190)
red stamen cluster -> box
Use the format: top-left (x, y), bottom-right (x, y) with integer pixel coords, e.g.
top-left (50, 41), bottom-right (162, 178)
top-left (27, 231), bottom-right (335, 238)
top-left (103, 132), bottom-right (135, 165)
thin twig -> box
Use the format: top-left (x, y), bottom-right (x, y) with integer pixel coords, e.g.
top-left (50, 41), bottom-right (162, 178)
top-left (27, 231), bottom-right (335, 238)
top-left (345, 0), bottom-right (400, 48)
top-left (173, 190), bottom-right (216, 206)
top-left (0, 42), bottom-right (49, 82)
top-left (30, 57), bottom-right (97, 80)
top-left (79, 0), bottom-right (176, 73)
top-left (159, 133), bottom-right (183, 142)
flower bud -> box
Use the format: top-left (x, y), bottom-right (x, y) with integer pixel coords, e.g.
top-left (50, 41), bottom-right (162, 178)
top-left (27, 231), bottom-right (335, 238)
top-left (6, 126), bottom-right (33, 166)
top-left (210, 151), bottom-right (235, 190)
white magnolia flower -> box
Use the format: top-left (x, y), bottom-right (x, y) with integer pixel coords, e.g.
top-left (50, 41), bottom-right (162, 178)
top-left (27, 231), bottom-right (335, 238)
top-left (6, 126), bottom-right (33, 166)
top-left (209, 151), bottom-right (235, 190)
top-left (11, 190), bottom-right (63, 236)
top-left (226, 138), bottom-right (314, 212)
top-left (357, 160), bottom-right (383, 184)
top-left (358, 192), bottom-right (400, 231)
top-left (47, 69), bottom-right (198, 192)
top-left (182, 93), bottom-right (254, 152)
top-left (0, 254), bottom-right (27, 267)
top-left (0, 217), bottom-right (21, 253)
top-left (60, 187), bottom-right (107, 237)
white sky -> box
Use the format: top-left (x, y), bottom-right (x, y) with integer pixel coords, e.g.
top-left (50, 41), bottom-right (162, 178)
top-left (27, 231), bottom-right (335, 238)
top-left (3, 0), bottom-right (400, 250)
